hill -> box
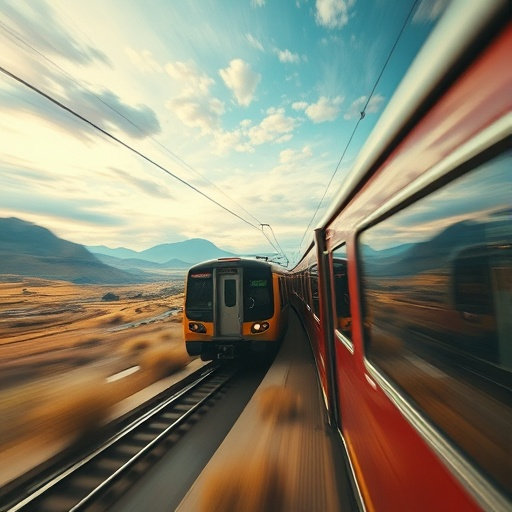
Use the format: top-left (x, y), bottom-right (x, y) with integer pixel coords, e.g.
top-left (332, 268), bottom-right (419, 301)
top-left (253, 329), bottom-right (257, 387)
top-left (0, 218), bottom-right (144, 284)
top-left (88, 238), bottom-right (237, 264)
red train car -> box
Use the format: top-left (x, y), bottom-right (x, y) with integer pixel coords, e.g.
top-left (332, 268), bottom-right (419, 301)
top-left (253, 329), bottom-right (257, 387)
top-left (289, 1), bottom-right (511, 510)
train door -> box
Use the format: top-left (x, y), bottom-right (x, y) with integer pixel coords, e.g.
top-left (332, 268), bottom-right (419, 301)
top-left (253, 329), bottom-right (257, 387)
top-left (216, 269), bottom-right (242, 338)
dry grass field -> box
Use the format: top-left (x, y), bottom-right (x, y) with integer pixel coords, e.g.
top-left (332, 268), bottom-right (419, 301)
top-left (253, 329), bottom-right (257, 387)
top-left (0, 276), bottom-right (194, 486)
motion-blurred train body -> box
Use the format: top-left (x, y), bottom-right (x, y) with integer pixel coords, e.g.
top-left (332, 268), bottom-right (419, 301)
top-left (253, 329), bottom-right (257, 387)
top-left (184, 257), bottom-right (288, 360)
top-left (286, 1), bottom-right (511, 511)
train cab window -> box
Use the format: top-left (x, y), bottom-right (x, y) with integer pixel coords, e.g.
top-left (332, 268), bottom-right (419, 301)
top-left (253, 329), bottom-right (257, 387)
top-left (186, 270), bottom-right (213, 322)
top-left (310, 265), bottom-right (320, 317)
top-left (358, 153), bottom-right (512, 494)
top-left (332, 245), bottom-right (352, 339)
top-left (243, 267), bottom-right (273, 321)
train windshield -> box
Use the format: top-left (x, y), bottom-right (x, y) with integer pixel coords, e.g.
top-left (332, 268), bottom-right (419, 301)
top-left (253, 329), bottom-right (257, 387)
top-left (243, 267), bottom-right (273, 321)
top-left (186, 271), bottom-right (213, 322)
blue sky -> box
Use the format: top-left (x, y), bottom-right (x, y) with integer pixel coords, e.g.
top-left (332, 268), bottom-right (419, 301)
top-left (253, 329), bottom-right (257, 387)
top-left (0, 0), bottom-right (446, 265)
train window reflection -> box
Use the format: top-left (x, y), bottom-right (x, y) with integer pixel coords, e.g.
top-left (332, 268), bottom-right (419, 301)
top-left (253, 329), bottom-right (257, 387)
top-left (243, 267), bottom-right (273, 321)
top-left (185, 272), bottom-right (213, 321)
top-left (310, 265), bottom-right (320, 316)
top-left (332, 245), bottom-right (352, 339)
top-left (359, 152), bottom-right (512, 494)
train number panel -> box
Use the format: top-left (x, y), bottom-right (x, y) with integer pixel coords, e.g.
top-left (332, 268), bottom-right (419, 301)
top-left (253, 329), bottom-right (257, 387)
top-left (184, 258), bottom-right (287, 360)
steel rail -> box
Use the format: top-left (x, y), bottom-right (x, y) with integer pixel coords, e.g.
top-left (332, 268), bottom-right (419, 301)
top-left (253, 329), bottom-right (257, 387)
top-left (4, 363), bottom-right (237, 512)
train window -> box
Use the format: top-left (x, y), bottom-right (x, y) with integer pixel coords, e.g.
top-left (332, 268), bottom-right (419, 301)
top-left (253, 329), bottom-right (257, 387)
top-left (278, 276), bottom-right (287, 310)
top-left (332, 245), bottom-right (352, 339)
top-left (185, 271), bottom-right (213, 322)
top-left (303, 272), bottom-right (310, 305)
top-left (310, 265), bottom-right (320, 316)
top-left (243, 267), bottom-right (273, 321)
top-left (224, 279), bottom-right (237, 308)
top-left (358, 152), bottom-right (512, 494)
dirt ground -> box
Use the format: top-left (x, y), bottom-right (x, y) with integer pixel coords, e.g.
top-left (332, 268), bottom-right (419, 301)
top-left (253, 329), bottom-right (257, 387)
top-left (0, 276), bottom-right (195, 487)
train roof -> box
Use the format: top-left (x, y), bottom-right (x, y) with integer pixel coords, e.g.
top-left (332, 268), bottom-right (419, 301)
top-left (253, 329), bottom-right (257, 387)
top-left (188, 257), bottom-right (289, 275)
top-left (312, 0), bottom-right (508, 246)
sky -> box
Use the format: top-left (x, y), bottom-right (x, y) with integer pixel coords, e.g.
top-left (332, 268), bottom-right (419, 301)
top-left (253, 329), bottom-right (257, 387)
top-left (0, 0), bottom-right (447, 266)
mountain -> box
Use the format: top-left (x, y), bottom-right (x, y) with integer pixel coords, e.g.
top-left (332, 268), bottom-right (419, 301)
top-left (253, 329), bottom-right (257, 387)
top-left (88, 238), bottom-right (238, 264)
top-left (85, 245), bottom-right (139, 260)
top-left (362, 219), bottom-right (494, 277)
top-left (93, 253), bottom-right (190, 281)
top-left (0, 218), bottom-right (144, 284)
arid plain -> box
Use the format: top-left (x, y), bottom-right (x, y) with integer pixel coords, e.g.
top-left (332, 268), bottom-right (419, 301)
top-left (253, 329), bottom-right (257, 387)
top-left (0, 276), bottom-right (194, 487)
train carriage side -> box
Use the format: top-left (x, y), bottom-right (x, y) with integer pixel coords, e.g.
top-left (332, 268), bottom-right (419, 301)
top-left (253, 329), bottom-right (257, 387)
top-left (184, 257), bottom-right (288, 360)
top-left (295, 2), bottom-right (511, 511)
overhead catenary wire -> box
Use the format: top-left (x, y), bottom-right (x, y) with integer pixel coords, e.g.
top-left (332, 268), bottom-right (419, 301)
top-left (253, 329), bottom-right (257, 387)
top-left (0, 19), bottom-right (263, 228)
top-left (0, 65), bottom-right (289, 251)
top-left (0, 18), bottom-right (289, 262)
top-left (297, 0), bottom-right (420, 255)
top-left (261, 224), bottom-right (289, 267)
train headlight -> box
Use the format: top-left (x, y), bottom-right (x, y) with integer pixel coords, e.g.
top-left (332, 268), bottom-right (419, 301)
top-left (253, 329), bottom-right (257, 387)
top-left (188, 322), bottom-right (206, 333)
top-left (251, 321), bottom-right (270, 334)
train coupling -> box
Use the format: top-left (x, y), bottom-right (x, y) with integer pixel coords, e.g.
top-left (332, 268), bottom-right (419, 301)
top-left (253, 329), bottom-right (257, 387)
top-left (217, 344), bottom-right (236, 359)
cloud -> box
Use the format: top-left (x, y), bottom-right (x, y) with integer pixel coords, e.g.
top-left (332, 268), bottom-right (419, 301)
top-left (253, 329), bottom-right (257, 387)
top-left (219, 59), bottom-right (261, 107)
top-left (0, 75), bottom-right (161, 142)
top-left (166, 96), bottom-right (225, 134)
top-left (0, 1), bottom-right (160, 142)
top-left (245, 33), bottom-right (264, 51)
top-left (278, 145), bottom-right (313, 165)
top-left (212, 130), bottom-right (244, 155)
top-left (126, 48), bottom-right (163, 73)
top-left (165, 60), bottom-right (224, 134)
top-left (165, 61), bottom-right (215, 96)
top-left (0, 0), bottom-right (110, 66)
top-left (315, 0), bottom-right (355, 29)
top-left (0, 189), bottom-right (124, 226)
top-left (85, 89), bottom-right (161, 138)
top-left (303, 96), bottom-right (344, 123)
top-left (276, 133), bottom-right (293, 144)
top-left (251, 0), bottom-right (265, 6)
top-left (248, 108), bottom-right (297, 145)
top-left (109, 168), bottom-right (172, 198)
top-left (292, 101), bottom-right (308, 110)
top-left (210, 107), bottom-right (298, 154)
top-left (276, 49), bottom-right (300, 63)
top-left (412, 0), bottom-right (449, 24)
top-left (343, 94), bottom-right (384, 120)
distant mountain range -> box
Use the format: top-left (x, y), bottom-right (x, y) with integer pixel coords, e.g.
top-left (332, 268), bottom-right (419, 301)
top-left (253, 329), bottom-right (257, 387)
top-left (87, 238), bottom-right (237, 264)
top-left (361, 214), bottom-right (509, 277)
top-left (0, 217), bottom-right (239, 284)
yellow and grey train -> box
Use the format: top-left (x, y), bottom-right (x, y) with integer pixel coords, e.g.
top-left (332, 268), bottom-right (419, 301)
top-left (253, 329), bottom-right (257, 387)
top-left (183, 257), bottom-right (288, 360)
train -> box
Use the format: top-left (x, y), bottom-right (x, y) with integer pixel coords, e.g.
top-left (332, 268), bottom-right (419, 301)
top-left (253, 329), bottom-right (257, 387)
top-left (183, 257), bottom-right (288, 360)
top-left (286, 1), bottom-right (511, 511)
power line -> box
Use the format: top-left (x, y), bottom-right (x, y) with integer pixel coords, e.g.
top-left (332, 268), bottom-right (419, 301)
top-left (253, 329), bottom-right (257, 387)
top-left (297, 116), bottom-right (363, 252)
top-left (1, 12), bottom-right (290, 261)
top-left (0, 62), bottom-right (290, 260)
top-left (261, 224), bottom-right (289, 267)
top-left (298, 0), bottom-right (420, 254)
top-left (0, 19), bottom-right (264, 227)
top-left (0, 63), bottom-right (263, 232)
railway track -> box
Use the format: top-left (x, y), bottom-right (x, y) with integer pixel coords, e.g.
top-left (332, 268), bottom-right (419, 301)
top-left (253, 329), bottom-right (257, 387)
top-left (2, 362), bottom-right (240, 512)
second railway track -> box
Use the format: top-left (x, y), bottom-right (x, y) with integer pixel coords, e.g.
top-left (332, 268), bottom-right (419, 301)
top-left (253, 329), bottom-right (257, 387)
top-left (3, 362), bottom-right (241, 512)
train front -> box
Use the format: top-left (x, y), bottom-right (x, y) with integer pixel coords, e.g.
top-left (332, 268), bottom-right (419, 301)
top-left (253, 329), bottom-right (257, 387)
top-left (183, 258), bottom-right (284, 360)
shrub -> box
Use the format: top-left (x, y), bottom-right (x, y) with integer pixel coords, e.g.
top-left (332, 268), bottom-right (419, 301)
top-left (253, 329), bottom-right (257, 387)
top-left (200, 456), bottom-right (285, 512)
top-left (257, 386), bottom-right (302, 423)
top-left (102, 292), bottom-right (119, 302)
